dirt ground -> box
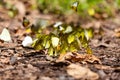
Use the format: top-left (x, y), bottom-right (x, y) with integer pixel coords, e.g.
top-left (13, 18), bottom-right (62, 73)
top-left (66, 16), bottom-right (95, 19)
top-left (0, 1), bottom-right (120, 80)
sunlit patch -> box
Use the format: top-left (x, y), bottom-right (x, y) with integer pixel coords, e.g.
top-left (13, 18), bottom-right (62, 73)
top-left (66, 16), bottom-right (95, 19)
top-left (71, 1), bottom-right (79, 12)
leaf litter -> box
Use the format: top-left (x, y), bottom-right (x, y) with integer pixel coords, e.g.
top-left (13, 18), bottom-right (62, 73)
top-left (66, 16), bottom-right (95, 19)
top-left (67, 64), bottom-right (99, 80)
top-left (0, 0), bottom-right (120, 80)
top-left (57, 52), bottom-right (101, 64)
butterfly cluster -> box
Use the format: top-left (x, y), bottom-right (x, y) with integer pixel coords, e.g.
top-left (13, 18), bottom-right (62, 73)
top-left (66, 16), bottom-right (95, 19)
top-left (22, 1), bottom-right (93, 56)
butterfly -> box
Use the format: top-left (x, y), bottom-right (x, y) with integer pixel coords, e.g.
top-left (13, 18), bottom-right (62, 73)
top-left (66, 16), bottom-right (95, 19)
top-left (0, 28), bottom-right (12, 42)
top-left (71, 1), bottom-right (79, 12)
top-left (22, 17), bottom-right (30, 28)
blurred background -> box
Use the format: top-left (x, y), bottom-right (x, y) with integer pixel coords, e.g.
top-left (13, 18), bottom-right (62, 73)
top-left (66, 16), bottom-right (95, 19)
top-left (0, 0), bottom-right (120, 19)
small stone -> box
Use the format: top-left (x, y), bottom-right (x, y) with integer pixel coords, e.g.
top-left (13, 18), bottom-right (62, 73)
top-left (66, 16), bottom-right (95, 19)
top-left (10, 56), bottom-right (17, 65)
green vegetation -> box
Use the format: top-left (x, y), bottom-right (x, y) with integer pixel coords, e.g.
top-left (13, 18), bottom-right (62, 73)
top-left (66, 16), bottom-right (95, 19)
top-left (1, 0), bottom-right (120, 18)
top-left (36, 0), bottom-right (120, 18)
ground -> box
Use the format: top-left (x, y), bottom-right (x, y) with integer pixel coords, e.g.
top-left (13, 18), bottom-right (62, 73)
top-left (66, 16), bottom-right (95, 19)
top-left (0, 2), bottom-right (120, 80)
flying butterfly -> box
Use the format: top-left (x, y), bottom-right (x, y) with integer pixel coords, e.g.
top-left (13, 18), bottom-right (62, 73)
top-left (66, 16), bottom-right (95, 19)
top-left (22, 17), bottom-right (30, 28)
top-left (71, 1), bottom-right (79, 12)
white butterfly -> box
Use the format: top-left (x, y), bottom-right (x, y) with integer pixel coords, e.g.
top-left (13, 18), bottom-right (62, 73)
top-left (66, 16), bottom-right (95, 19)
top-left (71, 1), bottom-right (79, 12)
top-left (22, 36), bottom-right (33, 47)
top-left (0, 28), bottom-right (12, 42)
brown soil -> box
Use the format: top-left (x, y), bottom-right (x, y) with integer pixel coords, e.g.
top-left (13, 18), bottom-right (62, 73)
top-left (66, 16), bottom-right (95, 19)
top-left (0, 1), bottom-right (120, 80)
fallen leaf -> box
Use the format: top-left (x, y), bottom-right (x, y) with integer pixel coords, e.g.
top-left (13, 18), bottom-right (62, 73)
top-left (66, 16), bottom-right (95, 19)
top-left (62, 52), bottom-right (101, 64)
top-left (91, 39), bottom-right (117, 48)
top-left (57, 52), bottom-right (72, 62)
top-left (0, 57), bottom-right (10, 64)
top-left (94, 64), bottom-right (114, 70)
top-left (98, 70), bottom-right (107, 79)
top-left (40, 76), bottom-right (52, 80)
top-left (0, 28), bottom-right (12, 42)
top-left (67, 64), bottom-right (99, 79)
top-left (114, 28), bottom-right (120, 38)
top-left (94, 42), bottom-right (116, 48)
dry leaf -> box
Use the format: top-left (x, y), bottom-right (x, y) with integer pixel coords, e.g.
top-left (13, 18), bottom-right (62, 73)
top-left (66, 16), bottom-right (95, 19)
top-left (67, 64), bottom-right (99, 79)
top-left (94, 64), bottom-right (114, 70)
top-left (94, 42), bottom-right (116, 48)
top-left (0, 57), bottom-right (10, 64)
top-left (91, 39), bottom-right (117, 48)
top-left (114, 28), bottom-right (120, 38)
top-left (62, 52), bottom-right (101, 64)
top-left (57, 52), bottom-right (72, 62)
